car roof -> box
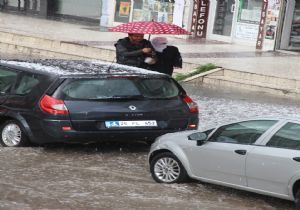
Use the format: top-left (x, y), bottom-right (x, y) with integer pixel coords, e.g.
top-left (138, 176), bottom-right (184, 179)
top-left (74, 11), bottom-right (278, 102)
top-left (0, 59), bottom-right (166, 78)
top-left (216, 116), bottom-right (300, 127)
top-left (239, 116), bottom-right (300, 122)
top-left (201, 116), bottom-right (300, 131)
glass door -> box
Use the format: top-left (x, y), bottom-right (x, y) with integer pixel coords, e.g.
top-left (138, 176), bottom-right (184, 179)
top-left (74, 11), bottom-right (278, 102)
top-left (289, 0), bottom-right (300, 50)
top-left (212, 0), bottom-right (235, 36)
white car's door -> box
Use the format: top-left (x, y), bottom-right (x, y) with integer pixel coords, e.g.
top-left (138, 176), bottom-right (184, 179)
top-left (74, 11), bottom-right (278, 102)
top-left (187, 141), bottom-right (251, 186)
top-left (246, 121), bottom-right (300, 196)
top-left (185, 120), bottom-right (278, 186)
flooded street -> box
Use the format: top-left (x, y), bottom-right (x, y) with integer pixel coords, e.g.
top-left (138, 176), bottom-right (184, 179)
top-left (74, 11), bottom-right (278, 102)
top-left (0, 143), bottom-right (294, 210)
top-left (0, 82), bottom-right (297, 209)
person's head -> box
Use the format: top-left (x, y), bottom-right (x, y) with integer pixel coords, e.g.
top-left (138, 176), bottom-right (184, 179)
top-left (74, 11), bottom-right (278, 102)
top-left (128, 33), bottom-right (144, 44)
top-left (151, 37), bottom-right (168, 52)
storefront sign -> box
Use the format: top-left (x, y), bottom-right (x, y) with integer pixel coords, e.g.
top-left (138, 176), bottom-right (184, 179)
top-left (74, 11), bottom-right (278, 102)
top-left (191, 0), bottom-right (199, 34)
top-left (191, 0), bottom-right (209, 38)
top-left (256, 0), bottom-right (268, 49)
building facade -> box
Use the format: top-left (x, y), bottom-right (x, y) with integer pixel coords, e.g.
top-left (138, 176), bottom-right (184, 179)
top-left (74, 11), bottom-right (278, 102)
top-left (192, 0), bottom-right (300, 51)
top-left (1, 0), bottom-right (300, 51)
top-left (100, 0), bottom-right (192, 29)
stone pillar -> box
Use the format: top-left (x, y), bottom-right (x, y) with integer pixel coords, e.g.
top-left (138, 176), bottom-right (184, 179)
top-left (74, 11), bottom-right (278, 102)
top-left (100, 0), bottom-right (114, 28)
top-left (100, 0), bottom-right (109, 27)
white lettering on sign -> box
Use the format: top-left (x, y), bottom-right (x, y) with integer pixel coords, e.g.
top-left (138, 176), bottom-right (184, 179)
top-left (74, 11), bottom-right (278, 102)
top-left (256, 0), bottom-right (268, 49)
top-left (191, 0), bottom-right (199, 33)
top-left (195, 0), bottom-right (209, 38)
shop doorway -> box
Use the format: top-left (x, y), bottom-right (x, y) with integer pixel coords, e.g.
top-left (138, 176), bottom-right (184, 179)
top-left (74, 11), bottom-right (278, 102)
top-left (279, 0), bottom-right (300, 50)
top-left (208, 0), bottom-right (237, 42)
top-left (2, 0), bottom-right (40, 13)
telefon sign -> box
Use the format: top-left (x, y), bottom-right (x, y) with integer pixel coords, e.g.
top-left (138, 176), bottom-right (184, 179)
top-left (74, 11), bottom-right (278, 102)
top-left (191, 0), bottom-right (209, 38)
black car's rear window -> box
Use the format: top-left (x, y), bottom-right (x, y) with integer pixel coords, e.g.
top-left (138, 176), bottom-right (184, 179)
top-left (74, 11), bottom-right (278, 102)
top-left (60, 77), bottom-right (180, 99)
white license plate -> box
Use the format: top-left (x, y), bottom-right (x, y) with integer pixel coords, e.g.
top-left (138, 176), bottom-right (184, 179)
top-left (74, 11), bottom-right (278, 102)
top-left (105, 120), bottom-right (157, 128)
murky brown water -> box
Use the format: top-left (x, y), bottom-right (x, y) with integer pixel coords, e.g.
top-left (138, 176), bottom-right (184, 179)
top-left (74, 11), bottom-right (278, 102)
top-left (0, 142), bottom-right (294, 210)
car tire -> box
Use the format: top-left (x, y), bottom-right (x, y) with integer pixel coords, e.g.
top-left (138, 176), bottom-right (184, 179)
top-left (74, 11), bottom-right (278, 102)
top-left (296, 189), bottom-right (300, 210)
top-left (150, 152), bottom-right (188, 183)
top-left (0, 120), bottom-right (29, 147)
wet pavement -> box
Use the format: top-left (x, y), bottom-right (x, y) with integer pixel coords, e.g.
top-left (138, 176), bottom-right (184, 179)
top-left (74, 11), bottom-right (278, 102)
top-left (1, 12), bottom-right (300, 80)
top-left (0, 83), bottom-right (297, 210)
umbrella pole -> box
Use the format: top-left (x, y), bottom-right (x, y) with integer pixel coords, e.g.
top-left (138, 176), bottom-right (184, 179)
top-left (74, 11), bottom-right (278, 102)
top-left (148, 34), bottom-right (151, 41)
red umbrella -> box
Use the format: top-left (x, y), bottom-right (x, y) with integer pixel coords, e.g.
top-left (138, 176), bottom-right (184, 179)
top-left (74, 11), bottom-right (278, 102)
top-left (108, 20), bottom-right (191, 35)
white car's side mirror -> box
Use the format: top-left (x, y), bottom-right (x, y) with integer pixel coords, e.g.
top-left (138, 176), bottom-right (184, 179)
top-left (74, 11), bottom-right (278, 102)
top-left (188, 132), bottom-right (207, 146)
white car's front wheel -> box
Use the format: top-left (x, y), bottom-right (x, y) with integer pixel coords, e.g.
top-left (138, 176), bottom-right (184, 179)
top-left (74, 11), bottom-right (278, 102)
top-left (150, 152), bottom-right (188, 183)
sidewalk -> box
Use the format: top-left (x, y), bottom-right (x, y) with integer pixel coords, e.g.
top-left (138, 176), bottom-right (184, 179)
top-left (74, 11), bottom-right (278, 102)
top-left (0, 13), bottom-right (300, 82)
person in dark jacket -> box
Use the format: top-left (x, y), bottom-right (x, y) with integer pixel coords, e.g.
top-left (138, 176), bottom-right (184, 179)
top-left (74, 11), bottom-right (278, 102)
top-left (115, 33), bottom-right (156, 69)
top-left (150, 37), bottom-right (182, 76)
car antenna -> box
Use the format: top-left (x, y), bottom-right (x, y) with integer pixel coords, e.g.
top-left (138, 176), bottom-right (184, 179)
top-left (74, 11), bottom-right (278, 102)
top-left (106, 57), bottom-right (116, 73)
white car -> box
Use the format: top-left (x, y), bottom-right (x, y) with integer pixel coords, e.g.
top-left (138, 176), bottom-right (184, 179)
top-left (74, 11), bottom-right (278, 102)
top-left (148, 117), bottom-right (300, 208)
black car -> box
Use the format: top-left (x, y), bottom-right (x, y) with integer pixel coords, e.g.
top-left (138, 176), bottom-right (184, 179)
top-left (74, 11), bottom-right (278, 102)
top-left (0, 60), bottom-right (199, 147)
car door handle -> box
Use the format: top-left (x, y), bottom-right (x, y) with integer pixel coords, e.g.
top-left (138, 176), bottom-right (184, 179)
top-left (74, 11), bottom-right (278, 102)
top-left (235, 150), bottom-right (247, 155)
top-left (293, 157), bottom-right (300, 162)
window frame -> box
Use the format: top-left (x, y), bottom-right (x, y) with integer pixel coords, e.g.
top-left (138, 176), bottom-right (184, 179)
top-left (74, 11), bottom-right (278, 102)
top-left (0, 66), bottom-right (20, 95)
top-left (265, 122), bottom-right (300, 150)
top-left (207, 120), bottom-right (278, 145)
top-left (237, 0), bottom-right (263, 24)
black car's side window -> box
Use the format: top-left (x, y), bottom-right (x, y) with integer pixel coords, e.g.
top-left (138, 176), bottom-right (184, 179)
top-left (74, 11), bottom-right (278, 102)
top-left (208, 120), bottom-right (277, 145)
top-left (0, 67), bottom-right (18, 94)
top-left (15, 74), bottom-right (40, 95)
top-left (266, 122), bottom-right (300, 150)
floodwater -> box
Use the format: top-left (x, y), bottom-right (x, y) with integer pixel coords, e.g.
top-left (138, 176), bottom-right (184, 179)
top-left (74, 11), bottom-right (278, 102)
top-left (0, 83), bottom-right (297, 210)
top-left (0, 143), bottom-right (294, 210)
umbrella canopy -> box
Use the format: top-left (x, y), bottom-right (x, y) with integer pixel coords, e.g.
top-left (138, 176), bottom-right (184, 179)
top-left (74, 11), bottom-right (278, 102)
top-left (108, 20), bottom-right (191, 35)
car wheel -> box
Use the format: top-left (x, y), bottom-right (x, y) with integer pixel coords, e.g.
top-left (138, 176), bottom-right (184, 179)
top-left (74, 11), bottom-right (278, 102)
top-left (0, 120), bottom-right (29, 147)
top-left (296, 189), bottom-right (300, 210)
top-left (150, 152), bottom-right (188, 183)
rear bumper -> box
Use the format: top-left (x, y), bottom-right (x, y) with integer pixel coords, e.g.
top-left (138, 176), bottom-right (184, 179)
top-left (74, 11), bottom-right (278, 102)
top-left (30, 119), bottom-right (198, 144)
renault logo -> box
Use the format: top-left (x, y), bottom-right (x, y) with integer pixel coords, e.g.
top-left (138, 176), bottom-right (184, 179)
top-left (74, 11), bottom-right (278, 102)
top-left (129, 105), bottom-right (136, 111)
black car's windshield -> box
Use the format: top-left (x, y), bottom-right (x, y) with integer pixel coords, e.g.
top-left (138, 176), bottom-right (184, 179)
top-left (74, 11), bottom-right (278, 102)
top-left (60, 77), bottom-right (180, 100)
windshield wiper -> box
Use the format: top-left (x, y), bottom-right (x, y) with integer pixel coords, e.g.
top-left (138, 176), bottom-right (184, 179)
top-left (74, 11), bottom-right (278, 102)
top-left (110, 95), bottom-right (145, 99)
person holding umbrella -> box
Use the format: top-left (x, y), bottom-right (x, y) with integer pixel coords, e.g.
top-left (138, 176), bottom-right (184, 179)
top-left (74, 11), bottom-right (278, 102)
top-left (109, 20), bottom-right (191, 70)
top-left (150, 37), bottom-right (182, 76)
top-left (114, 33), bottom-right (157, 69)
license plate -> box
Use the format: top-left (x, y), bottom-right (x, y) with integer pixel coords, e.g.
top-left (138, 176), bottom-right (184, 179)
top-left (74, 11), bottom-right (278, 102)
top-left (105, 120), bottom-right (157, 128)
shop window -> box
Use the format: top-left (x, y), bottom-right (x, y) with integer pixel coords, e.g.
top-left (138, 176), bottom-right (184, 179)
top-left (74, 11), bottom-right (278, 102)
top-left (238, 0), bottom-right (262, 24)
top-left (132, 0), bottom-right (175, 23)
top-left (54, 0), bottom-right (101, 19)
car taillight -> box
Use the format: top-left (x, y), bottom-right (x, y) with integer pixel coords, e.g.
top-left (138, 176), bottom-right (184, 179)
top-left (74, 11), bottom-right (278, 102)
top-left (39, 95), bottom-right (69, 115)
top-left (183, 95), bottom-right (199, 113)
